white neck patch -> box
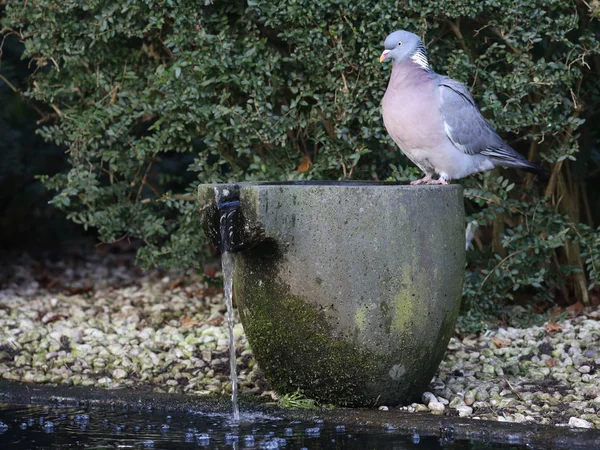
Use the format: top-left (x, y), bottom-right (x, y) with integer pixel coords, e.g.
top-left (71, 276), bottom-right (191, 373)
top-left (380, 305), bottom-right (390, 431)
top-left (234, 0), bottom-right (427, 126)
top-left (411, 50), bottom-right (429, 70)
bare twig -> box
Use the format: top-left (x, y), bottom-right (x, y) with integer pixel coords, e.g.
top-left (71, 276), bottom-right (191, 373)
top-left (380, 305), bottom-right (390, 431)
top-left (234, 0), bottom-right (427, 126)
top-left (488, 26), bottom-right (519, 53)
top-left (50, 103), bottom-right (63, 116)
top-left (447, 19), bottom-right (470, 54)
top-left (0, 72), bottom-right (17, 92)
top-left (569, 222), bottom-right (598, 284)
top-left (136, 155), bottom-right (157, 202)
top-left (478, 247), bottom-right (531, 293)
top-left (474, 24), bottom-right (491, 37)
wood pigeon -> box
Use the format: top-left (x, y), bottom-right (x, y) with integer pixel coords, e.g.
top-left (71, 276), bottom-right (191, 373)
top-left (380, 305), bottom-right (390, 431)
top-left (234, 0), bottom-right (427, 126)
top-left (380, 30), bottom-right (543, 185)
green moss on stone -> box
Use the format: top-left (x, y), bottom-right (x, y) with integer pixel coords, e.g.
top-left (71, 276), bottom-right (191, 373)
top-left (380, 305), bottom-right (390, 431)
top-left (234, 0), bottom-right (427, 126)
top-left (391, 266), bottom-right (422, 336)
top-left (235, 244), bottom-right (381, 406)
top-left (354, 305), bottom-right (368, 332)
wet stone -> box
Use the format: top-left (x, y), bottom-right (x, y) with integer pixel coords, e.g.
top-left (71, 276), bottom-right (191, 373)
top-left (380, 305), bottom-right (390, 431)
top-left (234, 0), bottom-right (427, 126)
top-left (196, 433), bottom-right (210, 444)
top-left (421, 392), bottom-right (437, 405)
top-left (464, 391), bottom-right (475, 406)
top-left (414, 403), bottom-right (429, 412)
top-left (455, 405), bottom-right (473, 417)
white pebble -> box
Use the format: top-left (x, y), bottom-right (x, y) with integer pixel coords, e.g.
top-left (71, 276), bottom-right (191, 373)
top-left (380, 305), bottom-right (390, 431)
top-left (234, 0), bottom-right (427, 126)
top-left (577, 365), bottom-right (591, 374)
top-left (568, 417), bottom-right (593, 428)
top-left (455, 405), bottom-right (473, 417)
top-left (428, 401), bottom-right (445, 412)
top-left (111, 369), bottom-right (127, 379)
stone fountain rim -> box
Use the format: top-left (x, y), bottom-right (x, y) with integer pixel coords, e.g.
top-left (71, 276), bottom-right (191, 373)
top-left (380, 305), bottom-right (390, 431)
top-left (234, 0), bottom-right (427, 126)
top-left (201, 181), bottom-right (462, 189)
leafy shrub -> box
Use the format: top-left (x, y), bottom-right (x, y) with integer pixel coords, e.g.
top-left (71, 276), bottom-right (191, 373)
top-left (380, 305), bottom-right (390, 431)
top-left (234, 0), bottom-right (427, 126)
top-left (2, 0), bottom-right (600, 325)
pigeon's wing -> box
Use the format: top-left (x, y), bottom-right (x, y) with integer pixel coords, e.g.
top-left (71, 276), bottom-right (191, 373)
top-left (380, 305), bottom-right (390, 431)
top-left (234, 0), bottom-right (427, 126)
top-left (438, 76), bottom-right (521, 162)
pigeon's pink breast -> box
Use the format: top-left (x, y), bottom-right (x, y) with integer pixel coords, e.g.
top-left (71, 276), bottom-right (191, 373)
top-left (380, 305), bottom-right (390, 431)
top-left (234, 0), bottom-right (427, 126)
top-left (381, 62), bottom-right (446, 158)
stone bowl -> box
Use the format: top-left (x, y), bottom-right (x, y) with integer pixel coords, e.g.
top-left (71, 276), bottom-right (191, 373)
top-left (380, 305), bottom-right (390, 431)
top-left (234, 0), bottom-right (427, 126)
top-left (198, 182), bottom-right (465, 406)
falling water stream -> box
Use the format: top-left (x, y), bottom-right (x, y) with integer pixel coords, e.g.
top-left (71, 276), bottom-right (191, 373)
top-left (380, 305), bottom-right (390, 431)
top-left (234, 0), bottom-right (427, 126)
top-left (217, 189), bottom-right (242, 421)
top-left (221, 251), bottom-right (239, 421)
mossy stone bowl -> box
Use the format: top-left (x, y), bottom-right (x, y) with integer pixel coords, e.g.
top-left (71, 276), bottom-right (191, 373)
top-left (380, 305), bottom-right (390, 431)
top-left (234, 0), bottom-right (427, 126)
top-left (199, 182), bottom-right (465, 406)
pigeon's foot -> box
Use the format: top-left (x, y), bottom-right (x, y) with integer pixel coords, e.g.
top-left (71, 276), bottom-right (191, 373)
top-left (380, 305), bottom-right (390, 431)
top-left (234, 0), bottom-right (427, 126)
top-left (410, 176), bottom-right (448, 185)
top-left (410, 175), bottom-right (433, 185)
top-left (424, 178), bottom-right (449, 185)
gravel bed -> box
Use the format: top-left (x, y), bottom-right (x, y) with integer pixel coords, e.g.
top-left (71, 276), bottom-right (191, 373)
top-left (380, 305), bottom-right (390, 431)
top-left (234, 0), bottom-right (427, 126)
top-left (0, 252), bottom-right (599, 429)
top-left (398, 311), bottom-right (600, 429)
top-left (0, 252), bottom-right (267, 399)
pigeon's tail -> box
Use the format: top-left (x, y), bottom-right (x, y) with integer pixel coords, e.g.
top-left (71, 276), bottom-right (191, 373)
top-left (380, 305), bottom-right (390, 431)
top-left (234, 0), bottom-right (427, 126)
top-left (512, 159), bottom-right (545, 175)
top-left (484, 146), bottom-right (545, 175)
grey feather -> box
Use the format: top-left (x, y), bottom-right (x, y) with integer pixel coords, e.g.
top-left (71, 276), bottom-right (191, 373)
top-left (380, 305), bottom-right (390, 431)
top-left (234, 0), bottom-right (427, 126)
top-left (438, 77), bottom-right (538, 169)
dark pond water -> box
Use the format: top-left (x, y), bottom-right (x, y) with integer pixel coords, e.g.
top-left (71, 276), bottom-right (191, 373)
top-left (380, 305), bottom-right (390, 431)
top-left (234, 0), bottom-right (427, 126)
top-left (0, 403), bottom-right (528, 450)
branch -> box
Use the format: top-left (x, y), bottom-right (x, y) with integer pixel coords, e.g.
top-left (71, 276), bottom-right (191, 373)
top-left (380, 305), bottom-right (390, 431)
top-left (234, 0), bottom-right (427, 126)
top-left (0, 72), bottom-right (17, 92)
top-left (488, 26), bottom-right (519, 53)
top-left (478, 247), bottom-right (531, 293)
top-left (447, 19), bottom-right (470, 54)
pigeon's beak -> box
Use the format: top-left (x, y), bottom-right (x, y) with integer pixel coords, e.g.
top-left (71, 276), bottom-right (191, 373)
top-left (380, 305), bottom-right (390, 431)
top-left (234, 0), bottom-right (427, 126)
top-left (379, 50), bottom-right (391, 63)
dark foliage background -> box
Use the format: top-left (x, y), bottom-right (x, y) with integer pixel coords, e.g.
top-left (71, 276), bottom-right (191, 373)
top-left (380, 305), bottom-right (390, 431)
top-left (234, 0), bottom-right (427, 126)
top-left (2, 0), bottom-right (600, 329)
top-left (0, 26), bottom-right (82, 250)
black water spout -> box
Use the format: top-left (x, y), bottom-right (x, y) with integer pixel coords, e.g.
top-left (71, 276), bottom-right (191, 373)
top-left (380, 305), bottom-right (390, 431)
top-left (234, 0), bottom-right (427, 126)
top-left (218, 199), bottom-right (240, 253)
top-left (206, 184), bottom-right (246, 253)
top-left (199, 184), bottom-right (268, 253)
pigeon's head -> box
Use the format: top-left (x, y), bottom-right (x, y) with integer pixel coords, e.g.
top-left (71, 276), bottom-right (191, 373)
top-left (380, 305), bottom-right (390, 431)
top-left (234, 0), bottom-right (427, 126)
top-left (379, 30), bottom-right (429, 69)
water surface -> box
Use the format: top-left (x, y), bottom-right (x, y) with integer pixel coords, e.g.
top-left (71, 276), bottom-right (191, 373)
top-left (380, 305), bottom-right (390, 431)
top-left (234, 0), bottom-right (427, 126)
top-left (0, 403), bottom-right (530, 449)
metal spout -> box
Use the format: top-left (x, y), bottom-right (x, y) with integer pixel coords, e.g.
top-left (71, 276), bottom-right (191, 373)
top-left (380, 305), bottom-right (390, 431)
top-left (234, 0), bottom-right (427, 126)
top-left (198, 183), bottom-right (268, 253)
top-left (218, 199), bottom-right (241, 253)
top-left (205, 184), bottom-right (245, 253)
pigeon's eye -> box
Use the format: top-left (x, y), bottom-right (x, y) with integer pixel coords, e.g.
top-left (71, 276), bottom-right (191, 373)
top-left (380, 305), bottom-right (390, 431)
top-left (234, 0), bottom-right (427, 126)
top-left (397, 41), bottom-right (402, 46)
